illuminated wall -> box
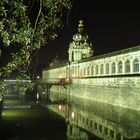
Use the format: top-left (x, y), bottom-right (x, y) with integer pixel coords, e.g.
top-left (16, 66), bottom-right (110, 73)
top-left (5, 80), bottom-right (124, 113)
top-left (42, 65), bottom-right (67, 82)
top-left (70, 46), bottom-right (140, 78)
top-left (42, 45), bottom-right (140, 82)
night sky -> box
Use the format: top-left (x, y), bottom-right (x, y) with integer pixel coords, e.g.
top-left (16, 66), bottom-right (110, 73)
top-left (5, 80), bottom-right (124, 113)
top-left (31, 1), bottom-right (140, 67)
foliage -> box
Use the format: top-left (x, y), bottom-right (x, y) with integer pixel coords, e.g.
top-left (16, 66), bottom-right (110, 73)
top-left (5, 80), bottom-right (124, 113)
top-left (0, 0), bottom-right (72, 79)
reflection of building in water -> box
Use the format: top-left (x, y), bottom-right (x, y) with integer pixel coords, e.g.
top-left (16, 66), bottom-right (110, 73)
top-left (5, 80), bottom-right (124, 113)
top-left (48, 103), bottom-right (140, 140)
top-left (38, 20), bottom-right (140, 140)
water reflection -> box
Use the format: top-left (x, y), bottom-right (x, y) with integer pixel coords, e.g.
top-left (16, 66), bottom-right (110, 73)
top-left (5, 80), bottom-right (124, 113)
top-left (47, 98), bottom-right (140, 140)
top-left (0, 93), bottom-right (67, 140)
top-left (1, 87), bottom-right (140, 140)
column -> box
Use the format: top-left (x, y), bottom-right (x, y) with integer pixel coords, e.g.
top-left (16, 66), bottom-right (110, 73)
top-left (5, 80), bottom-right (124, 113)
top-left (122, 60), bottom-right (125, 74)
top-left (130, 59), bottom-right (133, 74)
top-left (116, 61), bottom-right (118, 75)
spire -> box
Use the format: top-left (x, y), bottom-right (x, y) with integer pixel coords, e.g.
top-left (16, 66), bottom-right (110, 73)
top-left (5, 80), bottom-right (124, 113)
top-left (78, 19), bottom-right (84, 33)
top-left (72, 19), bottom-right (87, 42)
top-left (68, 20), bottom-right (94, 62)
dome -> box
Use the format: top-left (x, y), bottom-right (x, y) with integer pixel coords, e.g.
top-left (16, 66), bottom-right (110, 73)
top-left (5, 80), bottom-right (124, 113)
top-left (68, 20), bottom-right (94, 62)
top-left (72, 20), bottom-right (89, 46)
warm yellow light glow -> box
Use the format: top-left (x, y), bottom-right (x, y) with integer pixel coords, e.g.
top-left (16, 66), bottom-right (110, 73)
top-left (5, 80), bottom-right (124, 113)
top-left (37, 76), bottom-right (40, 79)
top-left (72, 74), bottom-right (75, 77)
top-left (59, 75), bottom-right (62, 79)
top-left (71, 112), bottom-right (75, 118)
top-left (59, 105), bottom-right (62, 110)
top-left (37, 93), bottom-right (39, 100)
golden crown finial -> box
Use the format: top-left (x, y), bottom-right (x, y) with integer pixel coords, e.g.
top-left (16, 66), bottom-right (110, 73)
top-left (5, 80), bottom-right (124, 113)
top-left (78, 19), bottom-right (84, 32)
top-left (79, 19), bottom-right (84, 27)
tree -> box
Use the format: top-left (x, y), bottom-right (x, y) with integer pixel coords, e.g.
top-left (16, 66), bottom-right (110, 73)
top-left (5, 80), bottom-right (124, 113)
top-left (0, 0), bottom-right (72, 80)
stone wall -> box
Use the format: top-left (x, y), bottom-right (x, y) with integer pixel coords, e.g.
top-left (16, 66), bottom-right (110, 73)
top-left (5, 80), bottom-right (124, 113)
top-left (49, 76), bottom-right (140, 110)
top-left (42, 65), bottom-right (67, 81)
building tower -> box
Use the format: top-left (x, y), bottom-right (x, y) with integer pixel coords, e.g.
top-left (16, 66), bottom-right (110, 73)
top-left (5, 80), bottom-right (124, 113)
top-left (68, 20), bottom-right (93, 63)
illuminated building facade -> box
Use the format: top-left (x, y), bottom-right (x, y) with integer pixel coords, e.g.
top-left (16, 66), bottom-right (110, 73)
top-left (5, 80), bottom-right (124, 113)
top-left (41, 20), bottom-right (140, 110)
top-left (43, 20), bottom-right (140, 80)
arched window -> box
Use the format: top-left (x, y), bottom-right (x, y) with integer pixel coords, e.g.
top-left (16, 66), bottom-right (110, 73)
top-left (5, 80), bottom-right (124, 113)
top-left (125, 60), bottom-right (130, 73)
top-left (118, 61), bottom-right (122, 73)
top-left (82, 68), bottom-right (84, 77)
top-left (87, 66), bottom-right (90, 75)
top-left (133, 58), bottom-right (139, 73)
top-left (91, 65), bottom-right (94, 75)
top-left (83, 67), bottom-right (86, 76)
top-left (106, 63), bottom-right (109, 74)
top-left (95, 65), bottom-right (99, 75)
top-left (112, 62), bottom-right (116, 74)
top-left (100, 64), bottom-right (104, 75)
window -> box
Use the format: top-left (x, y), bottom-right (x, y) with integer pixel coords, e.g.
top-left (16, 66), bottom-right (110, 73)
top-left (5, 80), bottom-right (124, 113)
top-left (112, 62), bottom-right (116, 74)
top-left (106, 63), bottom-right (109, 74)
top-left (133, 59), bottom-right (139, 73)
top-left (87, 66), bottom-right (90, 75)
top-left (100, 64), bottom-right (104, 75)
top-left (83, 67), bottom-right (86, 76)
top-left (118, 61), bottom-right (122, 73)
top-left (91, 65), bottom-right (94, 75)
top-left (125, 60), bottom-right (130, 73)
top-left (95, 65), bottom-right (99, 75)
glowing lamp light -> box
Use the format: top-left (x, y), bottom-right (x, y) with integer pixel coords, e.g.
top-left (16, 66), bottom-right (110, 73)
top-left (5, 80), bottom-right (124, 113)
top-left (72, 74), bottom-right (75, 77)
top-left (36, 76), bottom-right (40, 79)
top-left (71, 112), bottom-right (75, 119)
top-left (59, 105), bottom-right (62, 110)
top-left (59, 75), bottom-right (62, 79)
top-left (37, 93), bottom-right (39, 100)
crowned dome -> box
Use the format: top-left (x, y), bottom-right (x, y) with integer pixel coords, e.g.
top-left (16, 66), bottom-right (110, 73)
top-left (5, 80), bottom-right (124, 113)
top-left (72, 20), bottom-right (89, 46)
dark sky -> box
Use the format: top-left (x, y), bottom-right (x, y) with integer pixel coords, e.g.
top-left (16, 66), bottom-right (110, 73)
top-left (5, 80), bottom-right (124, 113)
top-left (37, 0), bottom-right (140, 67)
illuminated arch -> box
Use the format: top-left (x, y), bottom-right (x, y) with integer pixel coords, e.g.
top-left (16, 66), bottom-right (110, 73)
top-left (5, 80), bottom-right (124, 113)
top-left (111, 62), bottom-right (116, 74)
top-left (125, 59), bottom-right (130, 73)
top-left (83, 67), bottom-right (86, 76)
top-left (133, 58), bottom-right (139, 73)
top-left (91, 65), bottom-right (94, 75)
top-left (87, 66), bottom-right (90, 75)
top-left (118, 61), bottom-right (122, 74)
top-left (95, 65), bottom-right (99, 75)
top-left (100, 64), bottom-right (104, 75)
top-left (106, 63), bottom-right (109, 74)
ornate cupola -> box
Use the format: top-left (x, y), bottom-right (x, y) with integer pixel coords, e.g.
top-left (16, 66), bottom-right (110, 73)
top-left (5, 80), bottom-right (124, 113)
top-left (68, 20), bottom-right (93, 63)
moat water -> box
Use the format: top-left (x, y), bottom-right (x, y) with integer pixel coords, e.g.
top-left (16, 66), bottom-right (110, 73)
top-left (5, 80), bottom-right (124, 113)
top-left (0, 93), bottom-right (100, 140)
top-left (0, 93), bottom-right (140, 140)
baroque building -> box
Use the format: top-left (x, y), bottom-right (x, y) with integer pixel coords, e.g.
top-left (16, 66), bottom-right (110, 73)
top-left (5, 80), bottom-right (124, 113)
top-left (68, 20), bottom-right (93, 62)
top-left (42, 20), bottom-right (140, 110)
top-left (39, 20), bottom-right (140, 140)
top-left (43, 19), bottom-right (140, 80)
